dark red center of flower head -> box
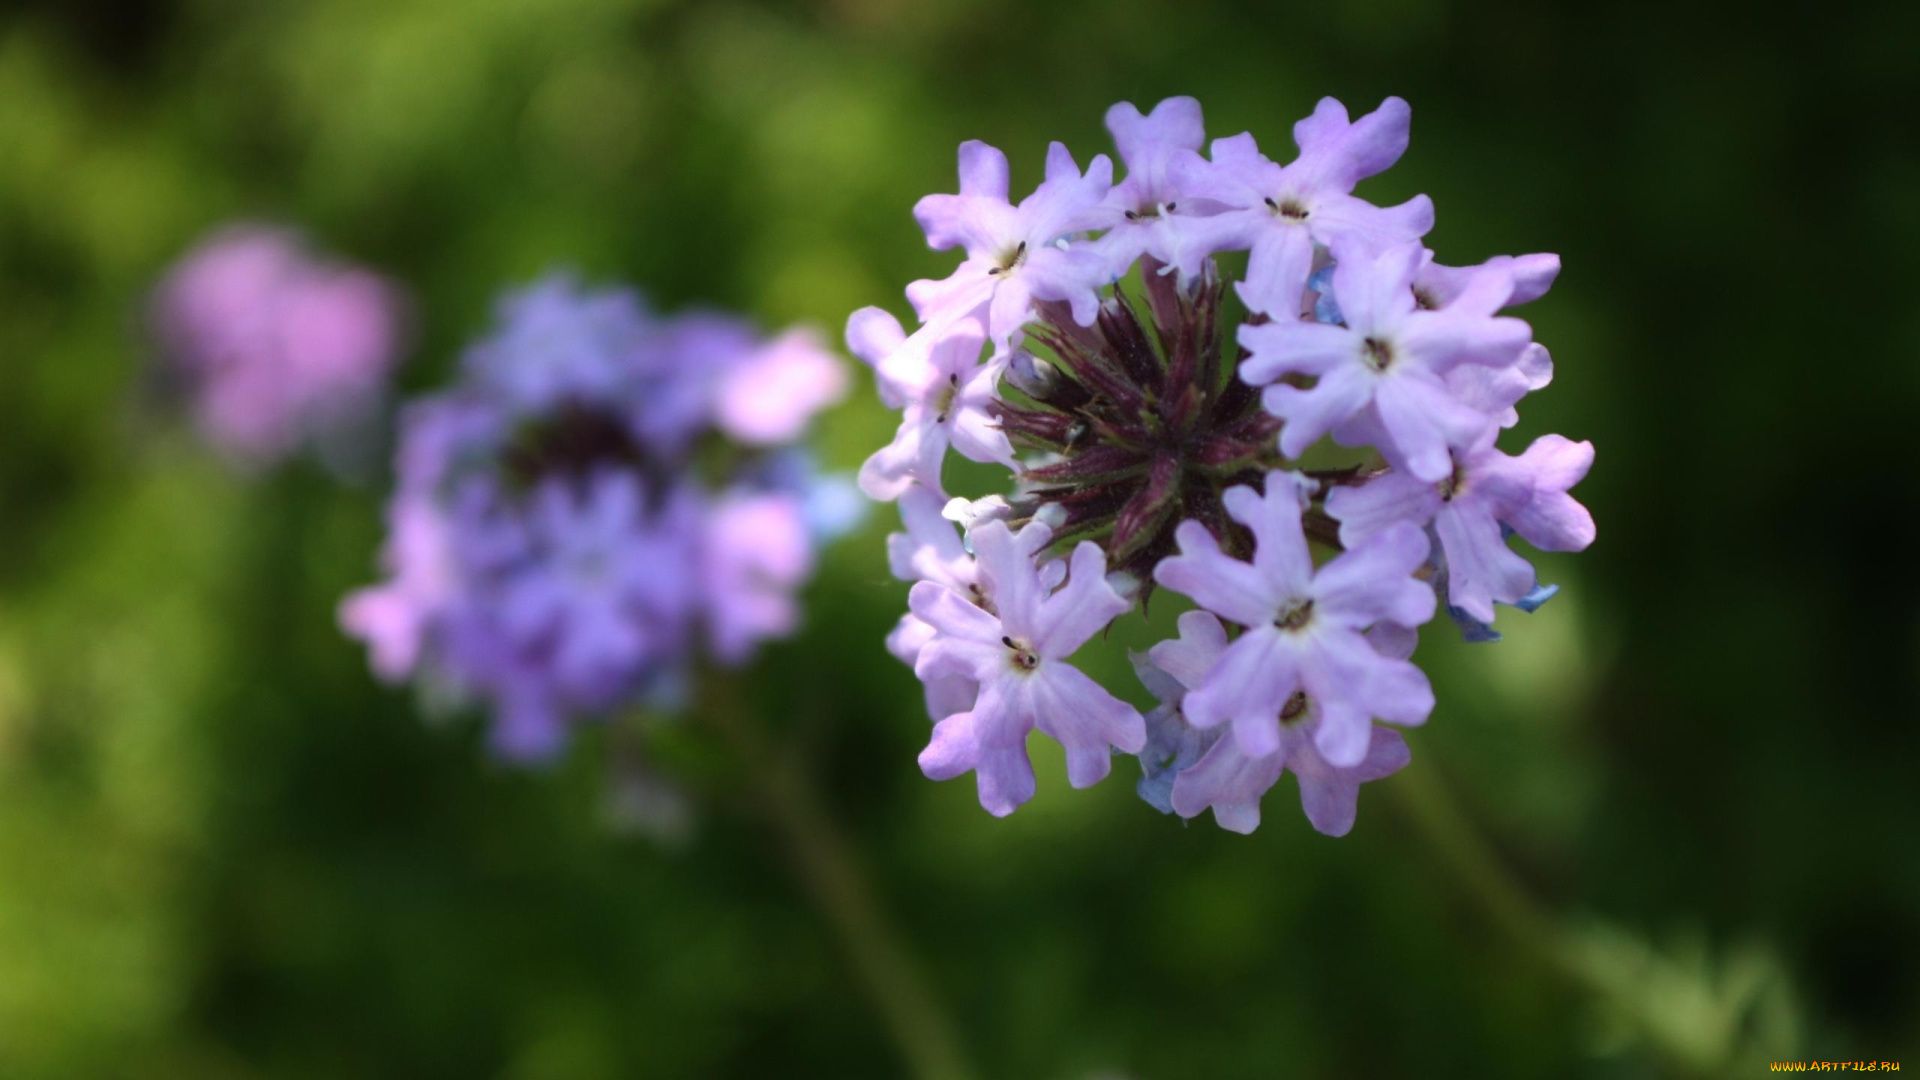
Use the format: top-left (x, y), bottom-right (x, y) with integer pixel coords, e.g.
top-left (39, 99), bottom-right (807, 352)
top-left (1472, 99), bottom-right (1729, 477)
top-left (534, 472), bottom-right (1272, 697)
top-left (502, 403), bottom-right (644, 488)
top-left (989, 259), bottom-right (1287, 593)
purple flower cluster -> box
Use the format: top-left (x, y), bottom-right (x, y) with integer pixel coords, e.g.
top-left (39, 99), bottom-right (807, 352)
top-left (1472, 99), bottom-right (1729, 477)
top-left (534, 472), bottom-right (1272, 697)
top-left (342, 272), bottom-right (848, 760)
top-left (151, 224), bottom-right (407, 468)
top-left (856, 96), bottom-right (1595, 832)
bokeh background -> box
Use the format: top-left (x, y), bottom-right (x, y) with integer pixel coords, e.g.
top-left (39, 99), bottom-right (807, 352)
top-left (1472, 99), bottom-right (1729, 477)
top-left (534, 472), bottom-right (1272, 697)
top-left (3, 0), bottom-right (1917, 1076)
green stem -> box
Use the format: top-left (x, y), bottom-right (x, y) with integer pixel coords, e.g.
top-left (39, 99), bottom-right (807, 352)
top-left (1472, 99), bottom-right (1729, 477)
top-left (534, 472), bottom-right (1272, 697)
top-left (1388, 758), bottom-right (1566, 965)
top-left (705, 698), bottom-right (976, 1080)
top-left (1390, 758), bottom-right (1749, 1077)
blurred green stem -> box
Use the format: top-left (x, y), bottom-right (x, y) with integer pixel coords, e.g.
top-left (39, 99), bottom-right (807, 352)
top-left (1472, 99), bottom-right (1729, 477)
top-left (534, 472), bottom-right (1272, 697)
top-left (704, 695), bottom-right (976, 1080)
top-left (1389, 758), bottom-right (1565, 965)
top-left (1391, 759), bottom-right (1738, 1077)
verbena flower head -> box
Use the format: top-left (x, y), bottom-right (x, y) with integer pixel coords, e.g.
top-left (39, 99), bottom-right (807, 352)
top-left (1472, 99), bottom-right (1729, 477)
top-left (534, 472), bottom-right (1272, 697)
top-left (343, 271), bottom-right (848, 761)
top-left (151, 223), bottom-right (407, 468)
top-left (857, 96), bottom-right (1596, 834)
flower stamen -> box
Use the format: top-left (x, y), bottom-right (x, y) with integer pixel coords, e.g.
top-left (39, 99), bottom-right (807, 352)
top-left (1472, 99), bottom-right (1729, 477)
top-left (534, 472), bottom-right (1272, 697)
top-left (987, 241), bottom-right (1028, 277)
top-left (1264, 196), bottom-right (1309, 221)
top-left (1361, 337), bottom-right (1395, 373)
top-left (935, 374), bottom-right (958, 423)
top-left (1002, 635), bottom-right (1040, 672)
top-left (1279, 691), bottom-right (1310, 724)
top-left (1276, 599), bottom-right (1315, 631)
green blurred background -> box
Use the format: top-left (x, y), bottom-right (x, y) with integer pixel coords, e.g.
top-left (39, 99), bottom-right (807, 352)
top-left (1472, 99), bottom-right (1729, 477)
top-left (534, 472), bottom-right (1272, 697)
top-left (2, 0), bottom-right (1917, 1076)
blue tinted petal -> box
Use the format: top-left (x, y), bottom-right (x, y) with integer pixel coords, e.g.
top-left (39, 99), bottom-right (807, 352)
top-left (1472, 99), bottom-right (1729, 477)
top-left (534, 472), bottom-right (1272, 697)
top-left (1512, 582), bottom-right (1559, 613)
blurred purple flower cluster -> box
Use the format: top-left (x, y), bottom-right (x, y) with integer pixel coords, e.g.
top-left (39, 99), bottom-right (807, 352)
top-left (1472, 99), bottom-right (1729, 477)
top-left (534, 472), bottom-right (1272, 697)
top-left (342, 272), bottom-right (849, 760)
top-left (151, 224), bottom-right (406, 468)
top-left (854, 96), bottom-right (1596, 833)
